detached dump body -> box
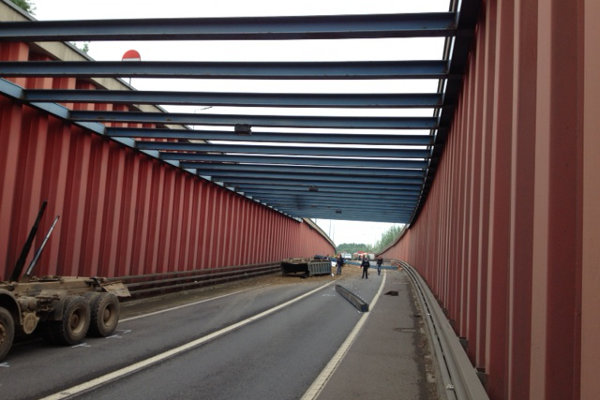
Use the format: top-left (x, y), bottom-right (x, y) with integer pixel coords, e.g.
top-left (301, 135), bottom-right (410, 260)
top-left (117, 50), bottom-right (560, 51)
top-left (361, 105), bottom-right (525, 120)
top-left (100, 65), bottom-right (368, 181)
top-left (281, 257), bottom-right (332, 277)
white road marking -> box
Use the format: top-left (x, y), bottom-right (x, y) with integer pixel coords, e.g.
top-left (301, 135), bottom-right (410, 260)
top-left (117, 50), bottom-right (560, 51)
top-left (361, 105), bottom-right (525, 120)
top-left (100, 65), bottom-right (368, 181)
top-left (106, 329), bottom-right (132, 339)
top-left (119, 287), bottom-right (259, 323)
top-left (71, 342), bottom-right (91, 349)
top-left (39, 281), bottom-right (334, 400)
top-left (300, 271), bottom-right (387, 400)
top-left (0, 362), bottom-right (9, 368)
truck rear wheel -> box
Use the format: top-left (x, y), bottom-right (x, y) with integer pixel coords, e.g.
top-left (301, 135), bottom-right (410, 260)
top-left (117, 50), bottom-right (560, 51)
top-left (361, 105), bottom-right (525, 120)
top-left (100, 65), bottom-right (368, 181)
top-left (88, 293), bottom-right (119, 337)
top-left (0, 307), bottom-right (15, 362)
top-left (46, 296), bottom-right (91, 345)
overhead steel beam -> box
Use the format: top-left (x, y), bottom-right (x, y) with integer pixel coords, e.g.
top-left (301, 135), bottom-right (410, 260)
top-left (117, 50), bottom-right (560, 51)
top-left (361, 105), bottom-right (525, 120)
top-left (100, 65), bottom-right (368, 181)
top-left (282, 210), bottom-right (410, 223)
top-left (191, 164), bottom-right (426, 178)
top-left (241, 191), bottom-right (419, 202)
top-left (137, 142), bottom-right (430, 158)
top-left (0, 60), bottom-right (450, 80)
top-left (240, 191), bottom-right (419, 202)
top-left (108, 127), bottom-right (433, 145)
top-left (71, 110), bottom-right (439, 129)
top-left (237, 185), bottom-right (420, 196)
top-left (272, 207), bottom-right (414, 216)
top-left (0, 13), bottom-right (456, 41)
top-left (299, 214), bottom-right (408, 223)
top-left (249, 197), bottom-right (416, 208)
top-left (27, 90), bottom-right (444, 108)
top-left (175, 154), bottom-right (429, 169)
top-left (217, 179), bottom-right (421, 191)
top-left (207, 170), bottom-right (422, 185)
top-left (263, 202), bottom-right (415, 212)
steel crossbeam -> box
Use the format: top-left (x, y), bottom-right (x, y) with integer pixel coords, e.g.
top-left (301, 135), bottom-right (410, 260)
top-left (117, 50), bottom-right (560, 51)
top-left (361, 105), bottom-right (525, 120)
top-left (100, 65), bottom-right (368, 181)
top-left (191, 164), bottom-right (426, 178)
top-left (71, 110), bottom-right (439, 129)
top-left (175, 154), bottom-right (428, 169)
top-left (0, 60), bottom-right (450, 79)
top-left (138, 142), bottom-right (430, 158)
top-left (108, 127), bottom-right (434, 145)
top-left (0, 13), bottom-right (456, 41)
top-left (27, 90), bottom-right (444, 108)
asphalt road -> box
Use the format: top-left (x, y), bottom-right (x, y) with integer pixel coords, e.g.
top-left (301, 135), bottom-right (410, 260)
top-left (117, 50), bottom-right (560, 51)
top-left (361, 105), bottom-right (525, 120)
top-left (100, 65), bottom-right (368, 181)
top-left (0, 272), bottom-right (383, 400)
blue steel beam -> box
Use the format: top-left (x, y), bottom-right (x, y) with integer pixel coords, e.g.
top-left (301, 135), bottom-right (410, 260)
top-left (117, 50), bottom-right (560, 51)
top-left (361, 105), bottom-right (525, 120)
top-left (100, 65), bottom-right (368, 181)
top-left (273, 207), bottom-right (414, 216)
top-left (207, 170), bottom-right (422, 185)
top-left (235, 185), bottom-right (421, 196)
top-left (138, 142), bottom-right (431, 158)
top-left (0, 13), bottom-right (456, 41)
top-left (279, 208), bottom-right (412, 221)
top-left (174, 154), bottom-right (429, 169)
top-left (215, 179), bottom-right (421, 192)
top-left (109, 128), bottom-right (433, 145)
top-left (246, 197), bottom-right (416, 208)
top-left (108, 128), bottom-right (433, 145)
top-left (0, 60), bottom-right (450, 79)
top-left (239, 192), bottom-right (419, 203)
top-left (27, 90), bottom-right (444, 108)
top-left (266, 200), bottom-right (415, 211)
top-left (260, 201), bottom-right (415, 210)
top-left (290, 211), bottom-right (409, 223)
top-left (71, 111), bottom-right (439, 129)
top-left (240, 191), bottom-right (419, 202)
top-left (191, 164), bottom-right (426, 178)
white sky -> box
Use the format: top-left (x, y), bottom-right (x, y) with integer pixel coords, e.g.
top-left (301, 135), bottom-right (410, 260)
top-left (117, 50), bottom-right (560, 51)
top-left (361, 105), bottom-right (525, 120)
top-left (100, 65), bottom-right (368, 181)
top-left (31, 0), bottom-right (447, 246)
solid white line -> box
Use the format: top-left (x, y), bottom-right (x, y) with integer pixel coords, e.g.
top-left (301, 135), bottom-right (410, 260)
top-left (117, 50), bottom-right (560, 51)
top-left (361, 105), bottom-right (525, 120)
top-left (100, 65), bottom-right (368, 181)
top-left (119, 287), bottom-right (257, 322)
top-left (300, 272), bottom-right (387, 400)
top-left (40, 281), bottom-right (335, 400)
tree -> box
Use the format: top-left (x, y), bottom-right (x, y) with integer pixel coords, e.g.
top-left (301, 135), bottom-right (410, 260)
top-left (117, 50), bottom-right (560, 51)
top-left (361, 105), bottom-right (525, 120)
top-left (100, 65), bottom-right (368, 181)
top-left (336, 243), bottom-right (372, 254)
top-left (9, 0), bottom-right (35, 15)
top-left (371, 225), bottom-right (405, 253)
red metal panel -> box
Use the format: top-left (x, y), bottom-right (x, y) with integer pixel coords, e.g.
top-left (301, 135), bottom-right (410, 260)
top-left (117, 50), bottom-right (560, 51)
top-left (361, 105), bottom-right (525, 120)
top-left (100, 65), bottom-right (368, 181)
top-left (79, 135), bottom-right (109, 276)
top-left (179, 178), bottom-right (192, 270)
top-left (581, 2), bottom-right (600, 399)
top-left (130, 157), bottom-right (153, 275)
top-left (146, 162), bottom-right (164, 274)
top-left (506, 0), bottom-right (537, 397)
top-left (484, 1), bottom-right (514, 397)
top-left (116, 150), bottom-right (140, 276)
top-left (39, 118), bottom-right (71, 275)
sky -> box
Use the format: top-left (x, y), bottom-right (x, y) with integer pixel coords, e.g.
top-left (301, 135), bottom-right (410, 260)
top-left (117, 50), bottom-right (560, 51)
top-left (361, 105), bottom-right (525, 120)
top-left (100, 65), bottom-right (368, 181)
top-left (30, 0), bottom-right (448, 246)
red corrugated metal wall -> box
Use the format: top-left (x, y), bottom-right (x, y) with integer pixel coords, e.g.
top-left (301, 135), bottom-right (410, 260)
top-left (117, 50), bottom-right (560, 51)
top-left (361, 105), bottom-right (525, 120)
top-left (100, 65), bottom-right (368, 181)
top-left (382, 0), bottom-right (599, 399)
top-left (0, 41), bottom-right (335, 280)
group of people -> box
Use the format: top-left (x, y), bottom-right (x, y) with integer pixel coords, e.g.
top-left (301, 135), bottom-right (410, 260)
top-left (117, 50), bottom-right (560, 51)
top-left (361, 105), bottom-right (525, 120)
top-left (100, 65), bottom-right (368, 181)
top-left (335, 255), bottom-right (384, 279)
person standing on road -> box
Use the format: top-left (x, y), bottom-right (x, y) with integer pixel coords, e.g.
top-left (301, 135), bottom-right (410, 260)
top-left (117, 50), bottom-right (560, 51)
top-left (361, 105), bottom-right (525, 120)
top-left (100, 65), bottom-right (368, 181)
top-left (376, 257), bottom-right (383, 276)
top-left (336, 254), bottom-right (344, 275)
top-left (361, 256), bottom-right (370, 279)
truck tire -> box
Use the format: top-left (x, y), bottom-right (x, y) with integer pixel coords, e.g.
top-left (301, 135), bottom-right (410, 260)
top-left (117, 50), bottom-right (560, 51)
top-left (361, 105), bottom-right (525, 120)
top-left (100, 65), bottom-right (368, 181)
top-left (46, 296), bottom-right (91, 345)
top-left (88, 293), bottom-right (119, 337)
top-left (0, 307), bottom-right (15, 362)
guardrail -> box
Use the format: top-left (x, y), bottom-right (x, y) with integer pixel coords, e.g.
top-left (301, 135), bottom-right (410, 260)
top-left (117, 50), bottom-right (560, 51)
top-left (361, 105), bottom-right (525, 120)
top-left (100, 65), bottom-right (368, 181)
top-left (110, 263), bottom-right (280, 300)
top-left (400, 261), bottom-right (489, 400)
top-left (335, 284), bottom-right (369, 312)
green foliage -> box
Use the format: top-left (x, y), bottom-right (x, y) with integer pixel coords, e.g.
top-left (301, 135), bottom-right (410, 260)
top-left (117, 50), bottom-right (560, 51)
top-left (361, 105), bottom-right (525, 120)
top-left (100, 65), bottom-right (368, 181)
top-left (371, 225), bottom-right (405, 253)
top-left (9, 0), bottom-right (35, 14)
top-left (335, 243), bottom-right (372, 254)
top-left (72, 41), bottom-right (90, 54)
top-left (336, 225), bottom-right (405, 255)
